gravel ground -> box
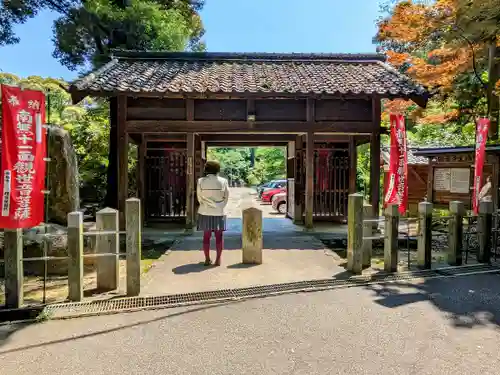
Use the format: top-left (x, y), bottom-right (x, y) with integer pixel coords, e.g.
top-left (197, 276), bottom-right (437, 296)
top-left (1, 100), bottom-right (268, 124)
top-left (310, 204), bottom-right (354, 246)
top-left (1, 273), bottom-right (500, 375)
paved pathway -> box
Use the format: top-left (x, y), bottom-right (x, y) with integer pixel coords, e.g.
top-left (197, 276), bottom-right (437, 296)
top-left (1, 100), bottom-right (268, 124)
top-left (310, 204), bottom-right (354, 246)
top-left (141, 187), bottom-right (348, 295)
top-left (2, 273), bottom-right (500, 374)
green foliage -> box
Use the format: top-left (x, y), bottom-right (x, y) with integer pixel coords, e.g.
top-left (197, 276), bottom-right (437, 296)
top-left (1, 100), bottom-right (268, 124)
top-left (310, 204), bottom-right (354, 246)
top-left (207, 148), bottom-right (251, 183)
top-left (248, 147), bottom-right (286, 185)
top-left (206, 146), bottom-right (286, 185)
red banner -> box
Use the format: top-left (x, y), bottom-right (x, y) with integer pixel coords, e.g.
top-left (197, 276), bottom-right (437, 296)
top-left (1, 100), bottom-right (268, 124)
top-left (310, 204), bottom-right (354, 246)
top-left (383, 113), bottom-right (408, 214)
top-left (0, 85), bottom-right (46, 228)
top-left (472, 117), bottom-right (490, 214)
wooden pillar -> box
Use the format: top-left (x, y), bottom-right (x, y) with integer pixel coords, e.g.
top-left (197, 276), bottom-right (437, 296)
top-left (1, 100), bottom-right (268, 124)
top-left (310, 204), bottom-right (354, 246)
top-left (305, 131), bottom-right (314, 229)
top-left (117, 95), bottom-right (128, 228)
top-left (186, 132), bottom-right (196, 229)
top-left (293, 135), bottom-right (304, 224)
top-left (138, 134), bottom-right (146, 224)
top-left (349, 136), bottom-right (357, 194)
top-left (370, 98), bottom-right (381, 217)
top-left (426, 161), bottom-right (434, 203)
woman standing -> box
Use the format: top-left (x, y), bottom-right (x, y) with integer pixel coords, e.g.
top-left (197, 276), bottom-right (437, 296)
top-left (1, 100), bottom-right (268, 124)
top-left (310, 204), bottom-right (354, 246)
top-left (196, 160), bottom-right (230, 266)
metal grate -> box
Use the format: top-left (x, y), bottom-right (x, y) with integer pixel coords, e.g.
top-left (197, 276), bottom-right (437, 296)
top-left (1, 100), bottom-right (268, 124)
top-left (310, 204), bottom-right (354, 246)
top-left (43, 264), bottom-right (500, 319)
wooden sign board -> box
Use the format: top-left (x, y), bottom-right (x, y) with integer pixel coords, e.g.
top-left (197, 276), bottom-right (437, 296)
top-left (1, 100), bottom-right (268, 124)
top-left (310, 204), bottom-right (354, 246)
top-left (434, 168), bottom-right (450, 191)
top-left (449, 168), bottom-right (470, 194)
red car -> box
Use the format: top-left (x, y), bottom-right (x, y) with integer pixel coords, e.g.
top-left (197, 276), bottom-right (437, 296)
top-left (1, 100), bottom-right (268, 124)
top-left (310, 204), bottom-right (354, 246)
top-left (261, 187), bottom-right (286, 203)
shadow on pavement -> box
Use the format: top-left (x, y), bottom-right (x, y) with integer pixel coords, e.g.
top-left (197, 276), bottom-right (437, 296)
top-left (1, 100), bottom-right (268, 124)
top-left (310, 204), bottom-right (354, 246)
top-left (363, 272), bottom-right (500, 329)
top-left (226, 263), bottom-right (259, 269)
top-left (172, 262), bottom-right (213, 275)
top-left (0, 300), bottom-right (248, 354)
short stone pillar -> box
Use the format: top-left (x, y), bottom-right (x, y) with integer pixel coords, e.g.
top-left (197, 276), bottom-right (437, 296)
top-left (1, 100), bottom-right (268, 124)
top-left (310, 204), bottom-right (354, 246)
top-left (67, 211), bottom-right (84, 301)
top-left (126, 198), bottom-right (142, 296)
top-left (384, 204), bottom-right (399, 272)
top-left (242, 207), bottom-right (263, 264)
top-left (96, 207), bottom-right (119, 290)
top-left (347, 193), bottom-right (363, 274)
top-left (448, 201), bottom-right (464, 266)
top-left (4, 229), bottom-right (23, 308)
top-left (362, 202), bottom-right (373, 269)
top-left (477, 199), bottom-right (493, 264)
top-left (417, 202), bottom-right (433, 269)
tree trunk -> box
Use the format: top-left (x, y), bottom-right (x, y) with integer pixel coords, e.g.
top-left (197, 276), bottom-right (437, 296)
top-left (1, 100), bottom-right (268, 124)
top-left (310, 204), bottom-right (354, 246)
top-left (488, 42), bottom-right (500, 139)
top-left (104, 98), bottom-right (118, 209)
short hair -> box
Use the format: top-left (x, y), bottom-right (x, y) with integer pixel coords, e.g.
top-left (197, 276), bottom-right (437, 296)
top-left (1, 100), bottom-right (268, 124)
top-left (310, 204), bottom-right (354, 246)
top-left (204, 160), bottom-right (220, 175)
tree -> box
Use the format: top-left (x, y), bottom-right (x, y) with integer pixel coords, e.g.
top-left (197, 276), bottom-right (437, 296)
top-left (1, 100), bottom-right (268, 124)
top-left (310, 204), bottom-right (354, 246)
top-left (1, 1), bottom-right (205, 69)
top-left (375, 0), bottom-right (500, 136)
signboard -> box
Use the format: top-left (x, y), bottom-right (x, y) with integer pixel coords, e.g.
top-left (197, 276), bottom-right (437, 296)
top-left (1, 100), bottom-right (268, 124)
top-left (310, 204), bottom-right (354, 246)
top-left (434, 168), bottom-right (450, 191)
top-left (0, 84), bottom-right (46, 228)
top-left (450, 168), bottom-right (470, 194)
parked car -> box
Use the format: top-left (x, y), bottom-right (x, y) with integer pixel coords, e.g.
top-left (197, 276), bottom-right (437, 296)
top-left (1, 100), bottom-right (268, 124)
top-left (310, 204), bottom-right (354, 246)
top-left (257, 179), bottom-right (287, 198)
top-left (272, 192), bottom-right (287, 214)
top-left (261, 187), bottom-right (286, 203)
top-left (256, 181), bottom-right (274, 197)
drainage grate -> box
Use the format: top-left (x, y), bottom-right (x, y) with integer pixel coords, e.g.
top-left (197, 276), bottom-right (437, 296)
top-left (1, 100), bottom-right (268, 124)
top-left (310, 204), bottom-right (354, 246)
top-left (44, 264), bottom-right (500, 319)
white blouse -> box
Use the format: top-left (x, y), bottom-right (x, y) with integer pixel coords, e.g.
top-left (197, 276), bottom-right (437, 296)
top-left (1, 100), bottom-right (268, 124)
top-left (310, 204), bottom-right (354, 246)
top-left (196, 174), bottom-right (230, 216)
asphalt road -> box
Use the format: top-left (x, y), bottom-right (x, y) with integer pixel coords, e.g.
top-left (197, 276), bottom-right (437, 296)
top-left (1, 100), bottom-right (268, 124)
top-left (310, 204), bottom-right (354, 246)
top-left (2, 273), bottom-right (500, 375)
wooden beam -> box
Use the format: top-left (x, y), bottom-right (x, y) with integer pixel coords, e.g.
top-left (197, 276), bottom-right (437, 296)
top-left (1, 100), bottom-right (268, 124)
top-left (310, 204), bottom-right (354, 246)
top-left (305, 131), bottom-right (314, 228)
top-left (201, 134), bottom-right (298, 142)
top-left (349, 136), bottom-right (357, 194)
top-left (117, 95), bottom-right (128, 228)
top-left (126, 120), bottom-right (375, 134)
top-left (205, 142), bottom-right (289, 147)
top-left (294, 135), bottom-right (304, 224)
top-left (186, 133), bottom-right (196, 230)
top-left (71, 89), bottom-right (427, 105)
top-left (370, 98), bottom-right (381, 217)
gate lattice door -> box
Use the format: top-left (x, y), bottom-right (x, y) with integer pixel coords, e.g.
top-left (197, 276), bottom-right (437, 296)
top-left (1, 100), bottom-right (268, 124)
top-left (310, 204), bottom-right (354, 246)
top-left (313, 146), bottom-right (349, 219)
top-left (145, 146), bottom-right (187, 221)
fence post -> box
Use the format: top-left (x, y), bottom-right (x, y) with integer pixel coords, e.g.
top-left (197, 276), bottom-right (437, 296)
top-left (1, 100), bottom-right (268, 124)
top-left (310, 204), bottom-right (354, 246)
top-left (347, 193), bottom-right (363, 274)
top-left (417, 202), bottom-right (433, 269)
top-left (126, 198), bottom-right (142, 296)
top-left (96, 207), bottom-right (119, 291)
top-left (4, 229), bottom-right (23, 308)
top-left (67, 211), bottom-right (84, 301)
top-left (448, 201), bottom-right (464, 266)
top-left (384, 204), bottom-right (399, 272)
top-left (478, 199), bottom-right (493, 263)
top-left (362, 202), bottom-right (373, 269)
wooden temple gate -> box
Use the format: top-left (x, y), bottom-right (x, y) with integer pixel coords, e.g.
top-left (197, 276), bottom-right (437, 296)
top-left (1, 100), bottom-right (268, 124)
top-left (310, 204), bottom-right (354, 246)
top-left (68, 51), bottom-right (429, 228)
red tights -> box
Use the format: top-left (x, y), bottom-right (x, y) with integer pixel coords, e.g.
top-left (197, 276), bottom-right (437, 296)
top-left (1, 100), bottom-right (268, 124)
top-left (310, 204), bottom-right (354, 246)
top-left (203, 230), bottom-right (223, 262)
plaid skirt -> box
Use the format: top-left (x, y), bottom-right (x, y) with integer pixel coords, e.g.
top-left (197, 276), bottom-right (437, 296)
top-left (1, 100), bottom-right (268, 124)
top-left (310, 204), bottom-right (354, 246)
top-left (197, 214), bottom-right (227, 231)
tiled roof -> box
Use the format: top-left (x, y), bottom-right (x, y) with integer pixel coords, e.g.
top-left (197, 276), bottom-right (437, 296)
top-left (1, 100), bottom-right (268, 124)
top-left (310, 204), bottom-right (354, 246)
top-left (381, 147), bottom-right (428, 165)
top-left (69, 51), bottom-right (429, 103)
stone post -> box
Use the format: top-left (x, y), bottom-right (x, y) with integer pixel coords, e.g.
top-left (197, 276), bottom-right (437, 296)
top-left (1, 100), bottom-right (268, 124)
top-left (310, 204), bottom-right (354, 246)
top-left (242, 207), bottom-right (263, 264)
top-left (96, 207), bottom-right (119, 290)
top-left (417, 202), bottom-right (433, 269)
top-left (362, 202), bottom-right (373, 269)
top-left (4, 229), bottom-right (23, 308)
top-left (448, 201), bottom-right (464, 266)
top-left (347, 193), bottom-right (363, 274)
top-left (384, 204), bottom-right (399, 272)
top-left (126, 198), bottom-right (142, 296)
top-left (478, 199), bottom-right (493, 264)
top-left (67, 211), bottom-right (84, 301)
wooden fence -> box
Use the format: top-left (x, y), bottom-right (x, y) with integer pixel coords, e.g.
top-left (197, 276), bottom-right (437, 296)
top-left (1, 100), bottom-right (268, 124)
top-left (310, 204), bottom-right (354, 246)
top-left (3, 198), bottom-right (141, 308)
